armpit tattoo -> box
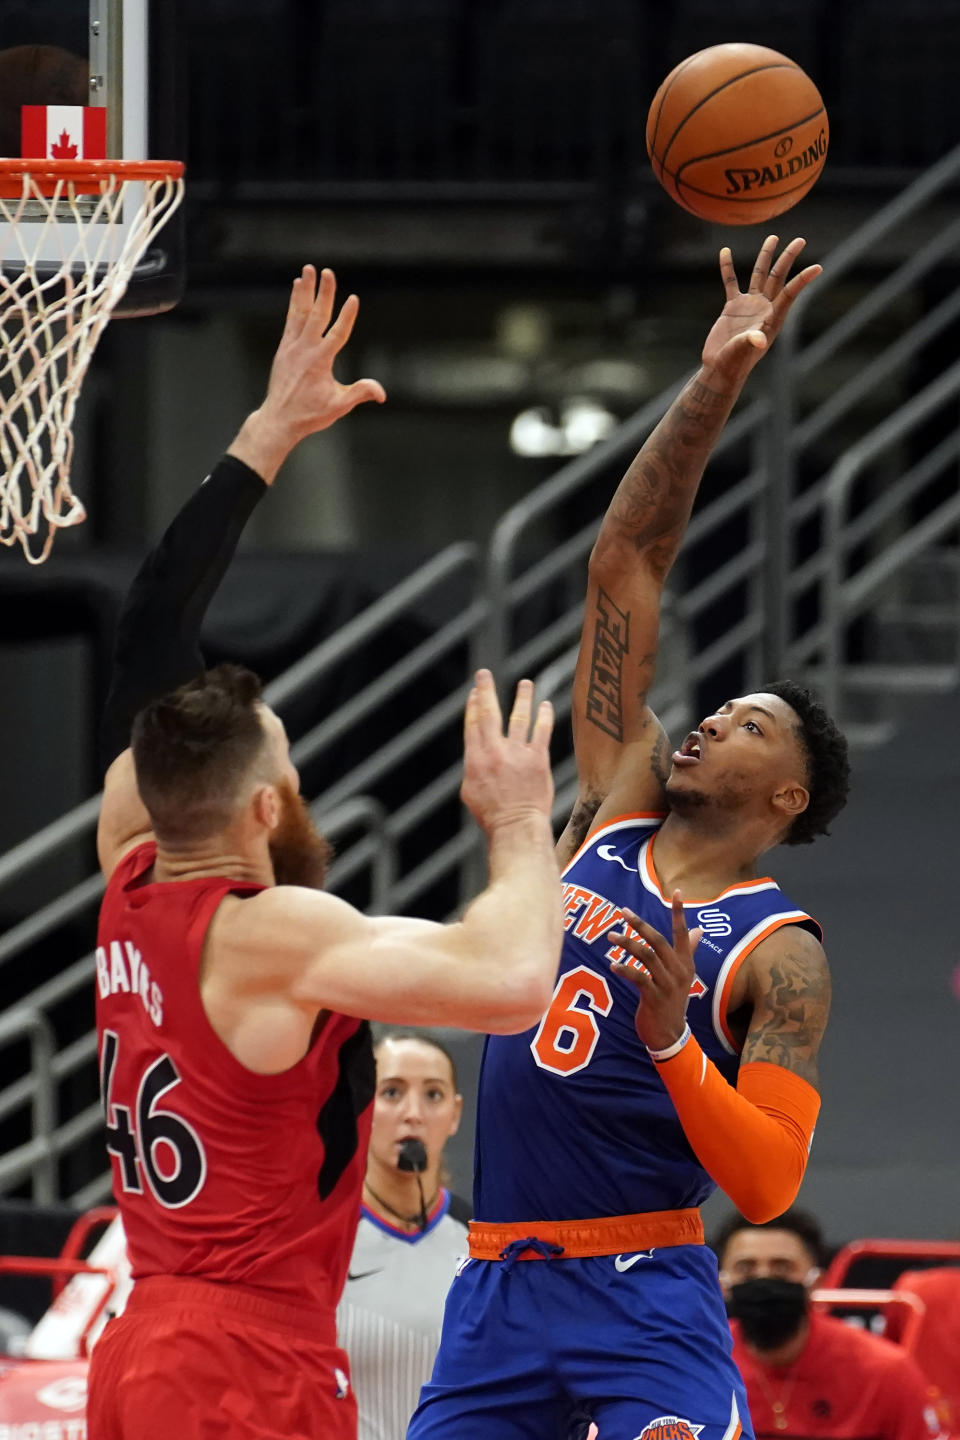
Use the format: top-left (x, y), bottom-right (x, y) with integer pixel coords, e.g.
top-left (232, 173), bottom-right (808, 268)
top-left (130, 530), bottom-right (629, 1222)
top-left (741, 946), bottom-right (831, 1087)
top-left (649, 728), bottom-right (671, 787)
top-left (585, 589), bottom-right (630, 741)
top-left (566, 793), bottom-right (602, 851)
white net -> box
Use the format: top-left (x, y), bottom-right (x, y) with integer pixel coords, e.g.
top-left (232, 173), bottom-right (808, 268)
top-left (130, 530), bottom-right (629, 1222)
top-left (0, 161), bottom-right (185, 563)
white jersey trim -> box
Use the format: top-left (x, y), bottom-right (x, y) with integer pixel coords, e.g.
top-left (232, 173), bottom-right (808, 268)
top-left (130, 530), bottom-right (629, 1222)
top-left (637, 836), bottom-right (779, 905)
top-left (711, 908), bottom-right (815, 1055)
top-left (721, 1390), bottom-right (742, 1440)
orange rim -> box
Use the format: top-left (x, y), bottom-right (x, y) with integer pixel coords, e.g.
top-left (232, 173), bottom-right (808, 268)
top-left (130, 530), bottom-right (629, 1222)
top-left (0, 158), bottom-right (184, 201)
top-left (0, 158), bottom-right (184, 181)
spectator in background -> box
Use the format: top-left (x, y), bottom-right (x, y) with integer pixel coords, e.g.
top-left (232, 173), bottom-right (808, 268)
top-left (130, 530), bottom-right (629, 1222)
top-left (891, 1266), bottom-right (960, 1427)
top-left (715, 1210), bottom-right (945, 1440)
top-left (338, 1033), bottom-right (469, 1440)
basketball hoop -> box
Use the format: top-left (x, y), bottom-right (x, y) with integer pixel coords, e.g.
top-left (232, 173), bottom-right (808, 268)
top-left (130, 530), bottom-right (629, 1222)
top-left (0, 158), bottom-right (185, 563)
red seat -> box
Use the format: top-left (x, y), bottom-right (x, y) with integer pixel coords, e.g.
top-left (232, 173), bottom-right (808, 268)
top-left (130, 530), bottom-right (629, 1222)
top-left (893, 1267), bottom-right (960, 1423)
top-left (820, 1239), bottom-right (960, 1428)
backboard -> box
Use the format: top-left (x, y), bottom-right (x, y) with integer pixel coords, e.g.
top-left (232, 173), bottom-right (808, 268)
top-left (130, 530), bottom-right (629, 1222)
top-left (0, 0), bottom-right (184, 315)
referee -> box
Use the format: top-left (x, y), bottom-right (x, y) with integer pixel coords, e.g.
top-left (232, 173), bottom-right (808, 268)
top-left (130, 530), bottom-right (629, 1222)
top-left (337, 1033), bottom-right (469, 1440)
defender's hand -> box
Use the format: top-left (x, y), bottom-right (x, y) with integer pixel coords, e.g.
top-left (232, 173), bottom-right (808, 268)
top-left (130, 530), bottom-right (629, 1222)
top-left (260, 264), bottom-right (386, 441)
top-left (460, 671), bottom-right (554, 834)
top-left (230, 265), bottom-right (386, 483)
top-left (701, 235), bottom-right (821, 383)
top-left (610, 892), bottom-right (702, 1053)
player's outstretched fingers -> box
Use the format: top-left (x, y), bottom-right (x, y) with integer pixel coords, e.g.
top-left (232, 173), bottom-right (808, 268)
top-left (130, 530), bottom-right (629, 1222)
top-left (280, 264), bottom-right (316, 344)
top-left (530, 698), bottom-right (554, 752)
top-left (507, 678), bottom-right (534, 742)
top-left (670, 890), bottom-right (690, 948)
top-left (775, 262), bottom-right (823, 317)
top-left (718, 246), bottom-right (740, 302)
top-left (620, 909), bottom-right (672, 959)
top-left (338, 377), bottom-right (387, 413)
top-left (765, 236), bottom-right (806, 297)
top-left (311, 266), bottom-right (338, 338)
top-left (612, 925), bottom-right (668, 984)
top-left (610, 949), bottom-right (655, 990)
top-left (321, 292), bottom-right (361, 353)
top-left (472, 668), bottom-right (504, 747)
top-left (463, 684), bottom-right (480, 746)
top-left (748, 233), bottom-right (779, 293)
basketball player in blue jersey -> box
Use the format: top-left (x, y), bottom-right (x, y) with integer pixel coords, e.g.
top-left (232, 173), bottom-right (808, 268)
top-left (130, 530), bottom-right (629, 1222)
top-left (408, 235), bottom-right (851, 1440)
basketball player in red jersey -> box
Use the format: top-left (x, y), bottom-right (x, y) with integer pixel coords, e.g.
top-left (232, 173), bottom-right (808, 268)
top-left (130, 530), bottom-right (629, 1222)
top-left (86, 267), bottom-right (562, 1440)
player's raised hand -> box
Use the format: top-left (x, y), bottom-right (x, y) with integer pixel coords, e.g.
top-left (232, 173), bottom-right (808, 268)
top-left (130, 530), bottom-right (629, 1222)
top-left (701, 235), bottom-right (821, 383)
top-left (261, 264), bottom-right (386, 442)
top-left (609, 892), bottom-right (702, 1053)
top-left (460, 671), bottom-right (554, 834)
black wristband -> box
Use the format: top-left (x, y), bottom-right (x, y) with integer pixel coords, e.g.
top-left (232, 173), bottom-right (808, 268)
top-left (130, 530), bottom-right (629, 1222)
top-left (99, 453), bottom-right (267, 771)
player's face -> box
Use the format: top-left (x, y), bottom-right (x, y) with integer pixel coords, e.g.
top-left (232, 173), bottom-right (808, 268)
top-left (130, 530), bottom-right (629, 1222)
top-left (369, 1039), bottom-right (462, 1179)
top-left (665, 692), bottom-right (808, 827)
top-left (718, 1227), bottom-right (820, 1296)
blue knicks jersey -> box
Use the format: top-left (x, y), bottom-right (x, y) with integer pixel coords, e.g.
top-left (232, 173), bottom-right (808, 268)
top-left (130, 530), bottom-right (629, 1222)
top-left (474, 815), bottom-right (821, 1223)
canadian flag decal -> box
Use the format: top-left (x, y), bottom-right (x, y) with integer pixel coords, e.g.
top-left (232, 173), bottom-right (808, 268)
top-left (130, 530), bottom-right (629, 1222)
top-left (21, 105), bottom-right (107, 161)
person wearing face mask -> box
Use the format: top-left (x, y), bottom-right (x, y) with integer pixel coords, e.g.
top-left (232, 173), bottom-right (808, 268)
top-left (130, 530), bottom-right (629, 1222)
top-left (715, 1210), bottom-right (945, 1440)
top-left (337, 1033), bottom-right (469, 1440)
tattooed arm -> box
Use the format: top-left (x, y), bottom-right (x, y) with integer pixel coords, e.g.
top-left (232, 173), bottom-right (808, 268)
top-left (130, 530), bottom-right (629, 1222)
top-left (738, 925), bottom-right (832, 1088)
top-left (558, 237), bottom-right (822, 864)
top-left (615, 912), bottom-right (830, 1221)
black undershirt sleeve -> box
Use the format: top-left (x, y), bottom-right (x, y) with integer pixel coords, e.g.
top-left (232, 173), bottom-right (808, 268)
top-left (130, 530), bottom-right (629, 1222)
top-left (99, 454), bottom-right (267, 773)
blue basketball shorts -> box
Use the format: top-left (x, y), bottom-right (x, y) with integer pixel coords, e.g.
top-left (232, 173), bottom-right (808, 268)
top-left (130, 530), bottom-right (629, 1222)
top-left (406, 1243), bottom-right (752, 1440)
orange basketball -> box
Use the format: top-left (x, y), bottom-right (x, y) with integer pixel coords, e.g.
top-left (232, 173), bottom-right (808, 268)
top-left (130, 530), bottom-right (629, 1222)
top-left (646, 43), bottom-right (828, 225)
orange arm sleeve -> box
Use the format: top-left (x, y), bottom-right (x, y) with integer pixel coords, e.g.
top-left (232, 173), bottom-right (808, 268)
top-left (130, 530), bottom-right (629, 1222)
top-left (652, 1033), bottom-right (821, 1223)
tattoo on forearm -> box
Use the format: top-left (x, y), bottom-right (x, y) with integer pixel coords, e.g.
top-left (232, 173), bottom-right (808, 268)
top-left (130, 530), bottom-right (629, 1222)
top-left (585, 589), bottom-right (630, 740)
top-left (607, 376), bottom-right (737, 579)
top-left (741, 944), bottom-right (832, 1088)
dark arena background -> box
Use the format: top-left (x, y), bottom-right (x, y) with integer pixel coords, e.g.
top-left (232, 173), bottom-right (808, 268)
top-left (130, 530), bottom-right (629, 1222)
top-left (0, 0), bottom-right (958, 1407)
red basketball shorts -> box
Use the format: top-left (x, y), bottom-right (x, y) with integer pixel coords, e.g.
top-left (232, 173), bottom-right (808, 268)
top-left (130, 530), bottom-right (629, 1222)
top-left (86, 1275), bottom-right (357, 1440)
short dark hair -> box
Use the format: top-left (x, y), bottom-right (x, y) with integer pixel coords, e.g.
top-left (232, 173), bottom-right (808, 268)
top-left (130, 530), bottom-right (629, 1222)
top-left (131, 664), bottom-right (272, 845)
top-left (711, 1207), bottom-right (827, 1270)
top-left (761, 679), bottom-right (850, 845)
top-left (374, 1031), bottom-right (460, 1091)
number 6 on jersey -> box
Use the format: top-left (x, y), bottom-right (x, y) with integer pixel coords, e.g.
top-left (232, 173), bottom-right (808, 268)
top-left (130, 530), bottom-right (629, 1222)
top-left (530, 967), bottom-right (614, 1076)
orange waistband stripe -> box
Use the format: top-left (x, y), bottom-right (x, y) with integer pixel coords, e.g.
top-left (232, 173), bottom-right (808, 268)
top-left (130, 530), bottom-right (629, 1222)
top-left (467, 1207), bottom-right (704, 1260)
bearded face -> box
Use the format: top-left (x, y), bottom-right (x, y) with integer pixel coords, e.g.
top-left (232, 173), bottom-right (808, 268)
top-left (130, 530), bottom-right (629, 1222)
top-left (269, 779), bottom-right (333, 890)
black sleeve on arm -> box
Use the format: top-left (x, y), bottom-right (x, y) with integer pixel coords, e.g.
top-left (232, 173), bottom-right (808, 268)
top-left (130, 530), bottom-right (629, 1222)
top-left (99, 454), bottom-right (267, 772)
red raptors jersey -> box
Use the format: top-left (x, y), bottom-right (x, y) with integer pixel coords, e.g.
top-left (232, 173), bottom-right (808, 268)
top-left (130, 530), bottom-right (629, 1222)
top-left (95, 842), bottom-right (374, 1309)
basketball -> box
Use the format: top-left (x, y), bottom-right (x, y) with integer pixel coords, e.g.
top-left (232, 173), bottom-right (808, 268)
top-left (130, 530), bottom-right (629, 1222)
top-left (646, 43), bottom-right (828, 225)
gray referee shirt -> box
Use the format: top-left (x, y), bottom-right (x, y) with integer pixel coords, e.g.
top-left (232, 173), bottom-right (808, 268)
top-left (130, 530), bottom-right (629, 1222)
top-left (337, 1192), bottom-right (469, 1440)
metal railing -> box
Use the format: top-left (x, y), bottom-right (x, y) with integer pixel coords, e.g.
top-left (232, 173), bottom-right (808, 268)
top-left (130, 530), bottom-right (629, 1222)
top-left (1, 145), bottom-right (959, 1202)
